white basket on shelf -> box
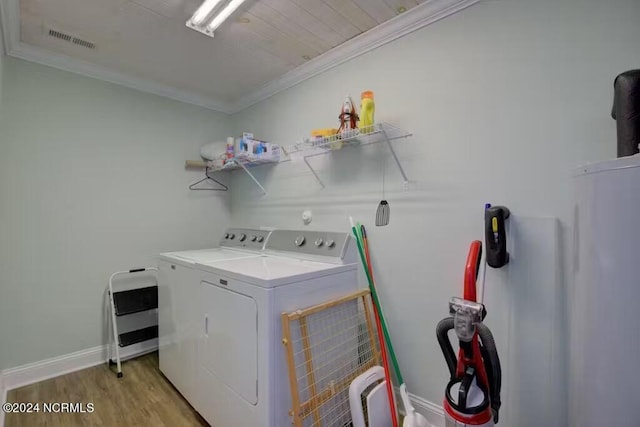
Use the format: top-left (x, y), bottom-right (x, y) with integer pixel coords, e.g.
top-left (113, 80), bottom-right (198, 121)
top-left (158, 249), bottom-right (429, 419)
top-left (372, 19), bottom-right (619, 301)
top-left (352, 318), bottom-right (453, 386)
top-left (283, 123), bottom-right (410, 156)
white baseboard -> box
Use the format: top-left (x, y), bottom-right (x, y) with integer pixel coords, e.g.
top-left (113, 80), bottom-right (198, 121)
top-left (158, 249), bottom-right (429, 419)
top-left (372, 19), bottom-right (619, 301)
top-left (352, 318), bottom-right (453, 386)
top-left (410, 392), bottom-right (446, 427)
top-left (396, 387), bottom-right (446, 427)
top-left (0, 339), bottom-right (158, 394)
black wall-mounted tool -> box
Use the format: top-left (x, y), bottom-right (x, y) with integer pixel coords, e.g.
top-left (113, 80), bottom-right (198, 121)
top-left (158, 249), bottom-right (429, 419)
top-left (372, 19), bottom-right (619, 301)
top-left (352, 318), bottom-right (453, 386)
top-left (484, 205), bottom-right (510, 268)
top-left (611, 70), bottom-right (640, 157)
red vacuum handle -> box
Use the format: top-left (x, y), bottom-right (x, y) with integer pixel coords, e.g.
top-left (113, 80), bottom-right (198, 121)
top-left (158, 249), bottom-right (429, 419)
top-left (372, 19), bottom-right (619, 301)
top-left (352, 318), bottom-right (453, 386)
top-left (457, 240), bottom-right (491, 391)
top-left (464, 241), bottom-right (482, 302)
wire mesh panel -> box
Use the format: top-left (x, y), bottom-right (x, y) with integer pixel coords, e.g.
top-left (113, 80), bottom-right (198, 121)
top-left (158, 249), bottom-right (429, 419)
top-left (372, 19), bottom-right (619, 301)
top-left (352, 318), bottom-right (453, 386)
top-left (282, 289), bottom-right (380, 427)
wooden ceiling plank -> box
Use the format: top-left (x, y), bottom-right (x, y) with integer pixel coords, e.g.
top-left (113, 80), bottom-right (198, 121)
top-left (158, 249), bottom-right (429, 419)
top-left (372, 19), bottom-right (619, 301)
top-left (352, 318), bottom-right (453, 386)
top-left (240, 11), bottom-right (322, 60)
top-left (292, 0), bottom-right (361, 41)
top-left (217, 25), bottom-right (290, 64)
top-left (248, 2), bottom-right (332, 53)
top-left (263, 0), bottom-right (345, 48)
top-left (321, 0), bottom-right (377, 32)
top-left (349, 0), bottom-right (396, 24)
top-left (230, 34), bottom-right (302, 70)
top-left (225, 18), bottom-right (307, 68)
top-left (382, 0), bottom-right (420, 13)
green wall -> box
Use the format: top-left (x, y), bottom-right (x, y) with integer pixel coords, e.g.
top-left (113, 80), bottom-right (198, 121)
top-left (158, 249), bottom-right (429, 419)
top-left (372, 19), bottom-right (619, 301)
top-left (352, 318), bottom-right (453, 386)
top-left (0, 57), bottom-right (232, 370)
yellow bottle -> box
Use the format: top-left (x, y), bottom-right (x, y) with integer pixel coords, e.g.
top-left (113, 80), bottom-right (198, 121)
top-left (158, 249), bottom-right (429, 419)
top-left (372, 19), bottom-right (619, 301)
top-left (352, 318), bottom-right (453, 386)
top-left (359, 91), bottom-right (375, 133)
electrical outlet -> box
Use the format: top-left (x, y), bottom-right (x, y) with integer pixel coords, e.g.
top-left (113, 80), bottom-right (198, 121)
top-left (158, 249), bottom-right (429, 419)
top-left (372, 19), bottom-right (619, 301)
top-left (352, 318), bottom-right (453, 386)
top-left (302, 210), bottom-right (312, 225)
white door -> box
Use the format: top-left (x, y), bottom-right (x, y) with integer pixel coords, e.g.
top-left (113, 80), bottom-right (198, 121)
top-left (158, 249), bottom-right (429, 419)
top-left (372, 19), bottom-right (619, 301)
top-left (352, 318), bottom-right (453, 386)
top-left (200, 280), bottom-right (258, 405)
top-left (158, 261), bottom-right (199, 406)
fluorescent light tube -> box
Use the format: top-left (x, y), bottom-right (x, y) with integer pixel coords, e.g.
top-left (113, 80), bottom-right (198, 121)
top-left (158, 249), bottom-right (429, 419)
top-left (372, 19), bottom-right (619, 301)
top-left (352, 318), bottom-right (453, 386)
top-left (206, 0), bottom-right (247, 32)
top-left (189, 0), bottom-right (224, 27)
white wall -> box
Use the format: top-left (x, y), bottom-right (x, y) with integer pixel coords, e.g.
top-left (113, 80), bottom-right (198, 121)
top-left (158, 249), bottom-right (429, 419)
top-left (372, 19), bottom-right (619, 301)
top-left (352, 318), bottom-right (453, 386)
top-left (0, 13), bottom-right (5, 114)
top-left (231, 0), bottom-right (640, 425)
top-left (0, 57), bottom-right (232, 370)
top-left (0, 3), bottom-right (4, 378)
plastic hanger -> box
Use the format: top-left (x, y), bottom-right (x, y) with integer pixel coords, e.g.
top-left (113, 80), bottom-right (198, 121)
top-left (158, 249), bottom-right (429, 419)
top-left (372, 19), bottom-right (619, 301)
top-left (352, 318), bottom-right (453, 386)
top-left (188, 167), bottom-right (228, 191)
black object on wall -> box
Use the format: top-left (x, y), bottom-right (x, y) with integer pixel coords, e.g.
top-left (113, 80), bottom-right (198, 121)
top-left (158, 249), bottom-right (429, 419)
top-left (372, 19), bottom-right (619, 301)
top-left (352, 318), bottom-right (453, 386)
top-left (484, 205), bottom-right (510, 269)
top-left (612, 70), bottom-right (640, 157)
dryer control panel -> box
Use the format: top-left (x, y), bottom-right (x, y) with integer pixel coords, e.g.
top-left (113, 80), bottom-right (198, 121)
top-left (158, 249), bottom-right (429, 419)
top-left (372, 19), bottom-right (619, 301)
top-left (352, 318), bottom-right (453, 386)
top-left (265, 230), bottom-right (355, 263)
top-left (219, 228), bottom-right (272, 250)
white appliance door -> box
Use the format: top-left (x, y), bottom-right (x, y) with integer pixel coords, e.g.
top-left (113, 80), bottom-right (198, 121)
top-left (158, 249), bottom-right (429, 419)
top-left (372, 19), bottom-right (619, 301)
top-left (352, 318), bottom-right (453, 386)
top-left (571, 158), bottom-right (640, 427)
top-left (158, 261), bottom-right (199, 407)
top-left (200, 280), bottom-right (258, 405)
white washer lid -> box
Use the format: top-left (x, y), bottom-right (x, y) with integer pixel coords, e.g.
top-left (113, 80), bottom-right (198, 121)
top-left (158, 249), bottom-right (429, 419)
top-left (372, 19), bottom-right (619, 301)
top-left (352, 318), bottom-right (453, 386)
top-left (159, 248), bottom-right (260, 266)
top-left (195, 255), bottom-right (356, 288)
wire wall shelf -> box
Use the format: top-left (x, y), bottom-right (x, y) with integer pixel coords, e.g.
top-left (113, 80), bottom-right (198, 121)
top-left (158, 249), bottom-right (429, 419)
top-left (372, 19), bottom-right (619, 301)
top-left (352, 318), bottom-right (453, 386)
top-left (185, 153), bottom-right (279, 195)
top-left (282, 122), bottom-right (412, 188)
top-left (283, 122), bottom-right (409, 155)
top-left (186, 123), bottom-right (411, 194)
top-left (211, 153), bottom-right (280, 172)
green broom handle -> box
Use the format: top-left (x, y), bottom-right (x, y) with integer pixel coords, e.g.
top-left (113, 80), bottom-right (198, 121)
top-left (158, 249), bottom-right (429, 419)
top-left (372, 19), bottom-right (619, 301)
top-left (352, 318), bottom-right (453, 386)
top-left (351, 226), bottom-right (404, 384)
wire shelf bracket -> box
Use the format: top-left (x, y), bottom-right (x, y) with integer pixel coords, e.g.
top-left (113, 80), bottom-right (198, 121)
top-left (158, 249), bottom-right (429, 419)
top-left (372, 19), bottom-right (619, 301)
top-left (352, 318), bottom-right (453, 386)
top-left (283, 122), bottom-right (411, 189)
top-left (229, 159), bottom-right (268, 196)
top-left (185, 157), bottom-right (275, 196)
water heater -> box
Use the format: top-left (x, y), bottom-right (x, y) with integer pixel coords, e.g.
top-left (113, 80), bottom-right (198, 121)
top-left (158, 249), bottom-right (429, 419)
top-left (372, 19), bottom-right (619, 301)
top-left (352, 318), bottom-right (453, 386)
top-left (571, 155), bottom-right (640, 427)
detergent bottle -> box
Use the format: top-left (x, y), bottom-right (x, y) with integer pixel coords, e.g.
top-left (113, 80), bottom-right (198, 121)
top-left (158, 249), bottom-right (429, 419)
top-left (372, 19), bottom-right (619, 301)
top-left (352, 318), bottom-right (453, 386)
top-left (359, 91), bottom-right (375, 133)
top-left (224, 136), bottom-right (235, 164)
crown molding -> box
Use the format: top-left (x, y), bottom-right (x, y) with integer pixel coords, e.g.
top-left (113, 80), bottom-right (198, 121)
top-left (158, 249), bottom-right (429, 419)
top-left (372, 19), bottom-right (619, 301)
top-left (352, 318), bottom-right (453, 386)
top-left (10, 42), bottom-right (235, 113)
top-left (229, 0), bottom-right (481, 113)
top-left (0, 0), bottom-right (234, 114)
top-left (1, 0), bottom-right (480, 115)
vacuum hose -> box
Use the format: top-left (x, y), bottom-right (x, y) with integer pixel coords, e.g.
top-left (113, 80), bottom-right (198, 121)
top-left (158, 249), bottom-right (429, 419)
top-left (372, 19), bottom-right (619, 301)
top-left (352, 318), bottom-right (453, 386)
top-left (436, 317), bottom-right (503, 423)
top-left (476, 323), bottom-right (502, 423)
top-left (436, 317), bottom-right (457, 378)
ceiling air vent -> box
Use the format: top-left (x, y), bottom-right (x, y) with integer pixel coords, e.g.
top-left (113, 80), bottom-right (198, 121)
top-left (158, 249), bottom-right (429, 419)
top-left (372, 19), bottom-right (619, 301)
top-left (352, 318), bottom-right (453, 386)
top-left (72, 38), bottom-right (95, 50)
top-left (48, 29), bottom-right (72, 42)
top-left (47, 28), bottom-right (96, 50)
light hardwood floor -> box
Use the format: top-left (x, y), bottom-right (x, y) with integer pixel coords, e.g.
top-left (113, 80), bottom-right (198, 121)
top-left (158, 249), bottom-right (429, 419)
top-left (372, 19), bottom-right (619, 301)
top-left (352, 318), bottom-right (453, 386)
top-left (5, 352), bottom-right (208, 427)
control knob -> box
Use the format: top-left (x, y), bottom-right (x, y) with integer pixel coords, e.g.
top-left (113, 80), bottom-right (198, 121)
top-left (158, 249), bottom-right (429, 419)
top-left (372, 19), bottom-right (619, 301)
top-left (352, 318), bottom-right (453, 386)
top-left (257, 236), bottom-right (264, 243)
top-left (326, 239), bottom-right (335, 248)
top-left (314, 238), bottom-right (324, 247)
top-left (294, 235), bottom-right (306, 247)
top-left (239, 233), bottom-right (247, 242)
top-left (250, 235), bottom-right (257, 242)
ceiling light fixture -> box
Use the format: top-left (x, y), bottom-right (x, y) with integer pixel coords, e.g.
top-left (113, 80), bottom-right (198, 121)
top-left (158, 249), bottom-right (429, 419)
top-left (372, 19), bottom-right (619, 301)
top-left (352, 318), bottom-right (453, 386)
top-left (189, 0), bottom-right (224, 27)
top-left (206, 0), bottom-right (247, 32)
top-left (186, 0), bottom-right (247, 37)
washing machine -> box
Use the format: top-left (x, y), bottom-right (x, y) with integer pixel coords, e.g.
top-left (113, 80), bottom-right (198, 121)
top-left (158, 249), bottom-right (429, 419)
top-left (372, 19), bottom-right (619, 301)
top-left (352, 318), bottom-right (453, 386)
top-left (193, 229), bottom-right (360, 427)
top-left (157, 227), bottom-right (272, 409)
